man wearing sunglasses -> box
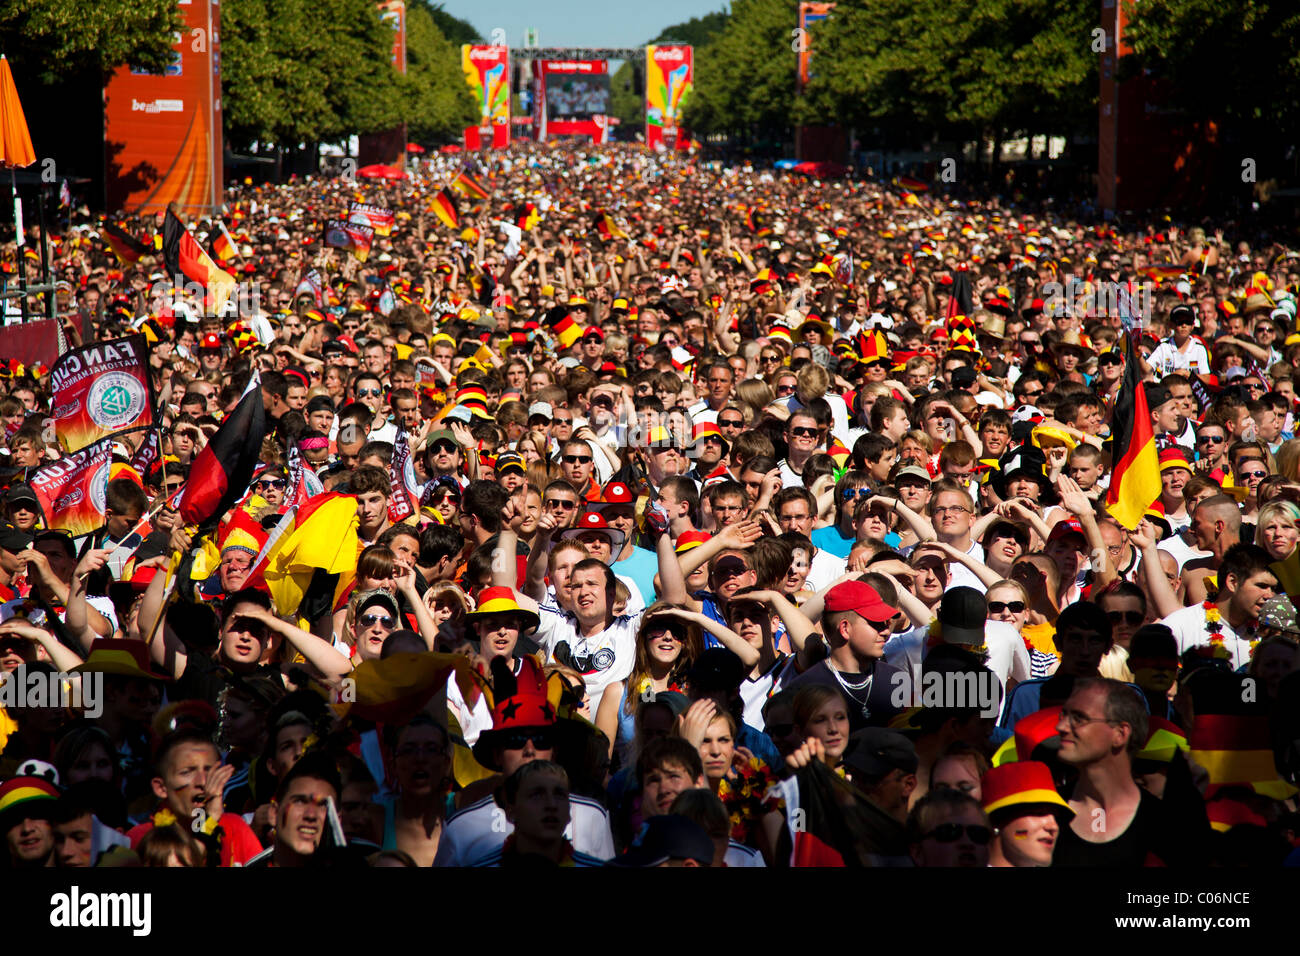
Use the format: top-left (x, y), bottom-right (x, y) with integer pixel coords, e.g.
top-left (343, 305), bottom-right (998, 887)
top-left (558, 438), bottom-right (600, 502)
top-left (908, 788), bottom-right (991, 868)
top-left (784, 579), bottom-right (906, 730)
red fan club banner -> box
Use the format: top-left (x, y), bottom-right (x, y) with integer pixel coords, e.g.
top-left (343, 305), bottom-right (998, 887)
top-left (29, 438), bottom-right (114, 537)
top-left (324, 219), bottom-right (376, 262)
top-left (348, 202), bottom-right (395, 237)
top-left (49, 334), bottom-right (155, 453)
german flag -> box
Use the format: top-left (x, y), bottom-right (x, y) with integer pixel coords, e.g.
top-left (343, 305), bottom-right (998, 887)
top-left (162, 209), bottom-right (237, 315)
top-left (516, 203), bottom-right (540, 231)
top-left (894, 175), bottom-right (930, 193)
top-left (544, 305), bottom-right (582, 348)
top-left (452, 169), bottom-right (489, 200)
top-left (1189, 713), bottom-right (1297, 801)
top-left (257, 491), bottom-right (360, 626)
top-left (430, 188), bottom-right (459, 230)
top-left (176, 373), bottom-right (267, 530)
top-left (791, 761), bottom-right (897, 866)
top-left (595, 211), bottom-right (628, 240)
top-left (103, 221), bottom-right (149, 265)
top-left (210, 220), bottom-right (238, 264)
top-left (1104, 329), bottom-right (1162, 529)
top-left (745, 206), bottom-right (771, 237)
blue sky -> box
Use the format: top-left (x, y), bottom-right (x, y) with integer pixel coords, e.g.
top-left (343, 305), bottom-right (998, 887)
top-left (436, 0), bottom-right (728, 48)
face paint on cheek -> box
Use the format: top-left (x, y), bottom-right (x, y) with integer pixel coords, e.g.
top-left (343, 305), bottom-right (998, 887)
top-left (1012, 829), bottom-right (1031, 840)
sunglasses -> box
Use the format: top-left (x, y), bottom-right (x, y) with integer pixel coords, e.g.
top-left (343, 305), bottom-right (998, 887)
top-left (776, 385), bottom-right (796, 396)
top-left (562, 454), bottom-right (593, 464)
top-left (760, 355), bottom-right (781, 364)
top-left (430, 441), bottom-right (457, 454)
top-left (719, 417), bottom-right (744, 428)
top-left (357, 387), bottom-right (383, 397)
top-left (360, 612), bottom-right (395, 629)
top-left (545, 498), bottom-right (577, 510)
top-left (255, 477), bottom-right (287, 489)
top-left (841, 488), bottom-right (872, 501)
top-left (790, 426), bottom-right (818, 438)
top-left (501, 730), bottom-right (554, 750)
top-left (1198, 435), bottom-right (1225, 445)
top-left (1106, 610), bottom-right (1144, 626)
top-left (988, 600), bottom-right (1026, 615)
top-left (1240, 469), bottom-right (1267, 480)
top-left (924, 823), bottom-right (993, 845)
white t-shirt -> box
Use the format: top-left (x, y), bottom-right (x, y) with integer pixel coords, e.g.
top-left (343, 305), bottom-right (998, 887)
top-left (533, 605), bottom-right (642, 714)
top-left (1148, 337), bottom-right (1211, 377)
top-left (433, 793), bottom-right (615, 866)
top-left (1157, 532), bottom-right (1212, 573)
top-left (1160, 602), bottom-right (1253, 670)
top-left (739, 655), bottom-right (799, 730)
top-left (805, 547), bottom-right (848, 593)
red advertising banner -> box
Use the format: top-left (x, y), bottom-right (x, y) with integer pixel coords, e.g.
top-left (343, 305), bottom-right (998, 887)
top-left (645, 45), bottom-right (693, 151)
top-left (29, 439), bottom-right (114, 538)
top-left (50, 335), bottom-right (155, 453)
top-left (379, 1), bottom-right (407, 73)
top-left (348, 202), bottom-right (395, 236)
top-left (103, 0), bottom-right (223, 214)
top-left (324, 219), bottom-right (376, 262)
top-left (537, 60), bottom-right (610, 144)
top-left (462, 45), bottom-right (511, 149)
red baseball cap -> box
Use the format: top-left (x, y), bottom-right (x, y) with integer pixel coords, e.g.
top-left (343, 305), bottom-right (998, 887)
top-left (823, 580), bottom-right (897, 622)
top-left (1047, 518), bottom-right (1086, 544)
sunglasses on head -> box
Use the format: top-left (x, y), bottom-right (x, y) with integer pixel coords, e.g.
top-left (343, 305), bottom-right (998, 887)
top-left (924, 823), bottom-right (993, 845)
top-left (988, 600), bottom-right (1026, 615)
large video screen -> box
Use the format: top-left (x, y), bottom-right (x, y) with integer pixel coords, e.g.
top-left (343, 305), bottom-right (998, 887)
top-left (544, 71), bottom-right (610, 121)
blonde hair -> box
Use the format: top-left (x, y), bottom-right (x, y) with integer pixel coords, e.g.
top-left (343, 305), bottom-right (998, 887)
top-left (1255, 500), bottom-right (1300, 550)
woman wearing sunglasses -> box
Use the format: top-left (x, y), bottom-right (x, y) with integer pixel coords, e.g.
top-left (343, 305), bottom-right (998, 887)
top-left (595, 602), bottom-right (705, 766)
top-left (986, 578), bottom-right (1057, 679)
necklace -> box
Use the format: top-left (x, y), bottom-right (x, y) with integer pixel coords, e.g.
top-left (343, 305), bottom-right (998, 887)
top-left (829, 662), bottom-right (873, 718)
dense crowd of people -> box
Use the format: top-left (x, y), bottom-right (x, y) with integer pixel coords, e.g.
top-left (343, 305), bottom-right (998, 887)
top-left (1, 141), bottom-right (1299, 868)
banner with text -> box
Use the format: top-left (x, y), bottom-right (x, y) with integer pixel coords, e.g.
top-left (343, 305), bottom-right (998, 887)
top-left (324, 219), bottom-right (375, 262)
top-left (348, 202), bottom-right (395, 237)
top-left (29, 439), bottom-right (114, 537)
top-left (50, 335), bottom-right (155, 453)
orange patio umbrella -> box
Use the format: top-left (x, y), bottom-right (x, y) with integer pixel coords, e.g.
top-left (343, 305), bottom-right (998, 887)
top-left (1, 54), bottom-right (37, 251)
top-left (0, 54), bottom-right (36, 169)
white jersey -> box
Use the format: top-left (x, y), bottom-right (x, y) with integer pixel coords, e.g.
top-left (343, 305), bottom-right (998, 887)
top-left (433, 792), bottom-right (616, 866)
top-left (533, 605), bottom-right (642, 714)
top-left (1160, 602), bottom-right (1254, 671)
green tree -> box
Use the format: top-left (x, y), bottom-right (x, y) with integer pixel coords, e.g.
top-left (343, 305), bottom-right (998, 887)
top-left (0, 0), bottom-right (180, 80)
top-left (801, 0), bottom-right (1094, 149)
top-left (653, 10), bottom-right (731, 47)
top-left (427, 2), bottom-right (481, 47)
top-left (683, 0), bottom-right (800, 142)
top-left (403, 2), bottom-right (477, 142)
top-left (1122, 0), bottom-right (1300, 146)
top-left (222, 0), bottom-right (405, 149)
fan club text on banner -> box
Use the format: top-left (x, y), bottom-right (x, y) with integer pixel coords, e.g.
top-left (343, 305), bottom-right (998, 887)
top-left (29, 439), bottom-right (114, 537)
top-left (49, 335), bottom-right (154, 453)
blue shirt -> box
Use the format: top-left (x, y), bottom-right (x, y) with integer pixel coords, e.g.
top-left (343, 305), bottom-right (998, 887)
top-left (613, 546), bottom-right (659, 609)
top-left (811, 524), bottom-right (855, 559)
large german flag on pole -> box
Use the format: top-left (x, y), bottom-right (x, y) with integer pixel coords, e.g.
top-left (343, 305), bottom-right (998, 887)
top-left (177, 372), bottom-right (268, 529)
top-left (1105, 329), bottom-right (1161, 529)
top-left (163, 209), bottom-right (237, 316)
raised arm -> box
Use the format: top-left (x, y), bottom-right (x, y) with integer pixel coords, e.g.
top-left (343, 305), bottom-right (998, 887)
top-left (1129, 520), bottom-right (1183, 620)
top-left (241, 606), bottom-right (353, 688)
top-left (870, 495), bottom-right (936, 544)
top-left (745, 589), bottom-right (823, 671)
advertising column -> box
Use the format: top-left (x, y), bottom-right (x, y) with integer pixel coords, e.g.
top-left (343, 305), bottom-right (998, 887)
top-left (102, 0), bottom-right (223, 214)
top-left (462, 45), bottom-right (511, 149)
top-left (645, 45), bottom-right (693, 151)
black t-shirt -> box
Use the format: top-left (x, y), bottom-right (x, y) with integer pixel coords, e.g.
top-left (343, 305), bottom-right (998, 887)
top-left (1052, 789), bottom-right (1182, 867)
top-left (173, 652), bottom-right (280, 712)
top-left (782, 659), bottom-right (907, 730)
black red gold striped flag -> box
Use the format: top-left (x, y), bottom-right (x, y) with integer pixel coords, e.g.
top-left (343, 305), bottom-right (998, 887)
top-left (103, 221), bottom-right (149, 265)
top-left (162, 209), bottom-right (237, 315)
top-left (1105, 330), bottom-right (1161, 529)
top-left (431, 188), bottom-right (460, 230)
